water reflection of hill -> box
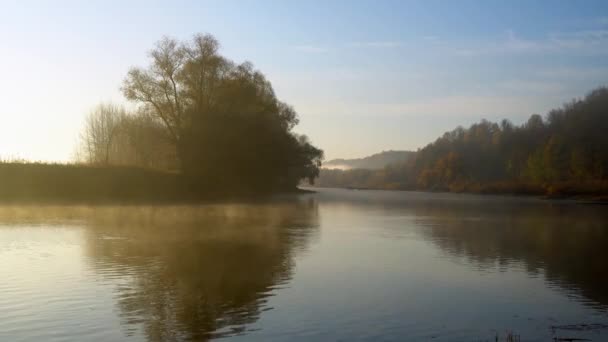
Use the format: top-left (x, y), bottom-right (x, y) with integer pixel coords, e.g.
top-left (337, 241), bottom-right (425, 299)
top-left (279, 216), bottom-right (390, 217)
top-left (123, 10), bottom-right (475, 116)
top-left (79, 199), bottom-right (319, 340)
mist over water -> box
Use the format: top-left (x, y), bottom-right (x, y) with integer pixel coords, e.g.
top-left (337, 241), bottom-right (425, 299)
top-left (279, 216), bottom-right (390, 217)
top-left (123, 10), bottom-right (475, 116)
top-left (1, 189), bottom-right (607, 341)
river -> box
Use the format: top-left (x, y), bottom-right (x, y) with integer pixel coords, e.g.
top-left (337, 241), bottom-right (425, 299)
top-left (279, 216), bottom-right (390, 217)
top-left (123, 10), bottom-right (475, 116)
top-left (1, 188), bottom-right (607, 341)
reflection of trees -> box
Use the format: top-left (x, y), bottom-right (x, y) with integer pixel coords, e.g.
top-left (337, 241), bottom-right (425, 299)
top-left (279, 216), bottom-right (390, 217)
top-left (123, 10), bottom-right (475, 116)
top-left (82, 199), bottom-right (318, 341)
top-left (411, 200), bottom-right (608, 308)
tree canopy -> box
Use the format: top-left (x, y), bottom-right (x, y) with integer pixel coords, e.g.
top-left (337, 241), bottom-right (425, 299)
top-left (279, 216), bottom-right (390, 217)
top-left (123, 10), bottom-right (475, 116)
top-left (79, 33), bottom-right (323, 195)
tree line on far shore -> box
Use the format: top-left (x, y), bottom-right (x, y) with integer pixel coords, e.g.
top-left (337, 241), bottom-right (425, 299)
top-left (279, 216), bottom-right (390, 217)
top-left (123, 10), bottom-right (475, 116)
top-left (316, 87), bottom-right (608, 197)
top-left (76, 34), bottom-right (323, 195)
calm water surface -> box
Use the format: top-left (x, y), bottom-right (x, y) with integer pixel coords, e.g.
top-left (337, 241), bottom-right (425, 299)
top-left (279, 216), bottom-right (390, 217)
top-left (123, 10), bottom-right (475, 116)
top-left (1, 188), bottom-right (608, 341)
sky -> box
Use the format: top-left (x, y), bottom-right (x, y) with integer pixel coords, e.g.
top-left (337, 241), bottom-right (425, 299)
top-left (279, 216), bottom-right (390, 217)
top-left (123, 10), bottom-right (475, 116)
top-left (1, 0), bottom-right (608, 162)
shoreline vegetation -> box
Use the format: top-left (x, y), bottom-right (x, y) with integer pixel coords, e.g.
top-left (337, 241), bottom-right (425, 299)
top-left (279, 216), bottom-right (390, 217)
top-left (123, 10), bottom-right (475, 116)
top-left (0, 33), bottom-right (324, 203)
top-left (3, 158), bottom-right (606, 204)
top-left (2, 34), bottom-right (606, 203)
top-left (315, 86), bottom-right (608, 201)
top-left (0, 162), bottom-right (315, 204)
top-left (313, 182), bottom-right (608, 202)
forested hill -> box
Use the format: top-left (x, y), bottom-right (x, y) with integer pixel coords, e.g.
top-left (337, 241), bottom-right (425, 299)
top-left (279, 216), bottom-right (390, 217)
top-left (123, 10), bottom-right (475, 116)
top-left (315, 86), bottom-right (608, 198)
top-left (323, 150), bottom-right (414, 170)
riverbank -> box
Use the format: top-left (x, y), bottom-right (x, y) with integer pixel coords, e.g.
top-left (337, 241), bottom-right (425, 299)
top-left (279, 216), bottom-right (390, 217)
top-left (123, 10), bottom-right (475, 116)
top-left (312, 180), bottom-right (608, 202)
top-left (0, 162), bottom-right (180, 203)
top-left (441, 180), bottom-right (608, 201)
top-left (0, 162), bottom-right (304, 203)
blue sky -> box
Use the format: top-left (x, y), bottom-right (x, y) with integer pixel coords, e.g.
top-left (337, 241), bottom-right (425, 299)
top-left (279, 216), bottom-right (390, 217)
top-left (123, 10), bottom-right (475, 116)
top-left (1, 0), bottom-right (608, 161)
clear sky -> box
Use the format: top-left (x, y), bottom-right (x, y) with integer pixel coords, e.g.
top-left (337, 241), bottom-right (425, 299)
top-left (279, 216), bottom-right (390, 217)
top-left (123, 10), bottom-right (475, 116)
top-left (1, 0), bottom-right (608, 161)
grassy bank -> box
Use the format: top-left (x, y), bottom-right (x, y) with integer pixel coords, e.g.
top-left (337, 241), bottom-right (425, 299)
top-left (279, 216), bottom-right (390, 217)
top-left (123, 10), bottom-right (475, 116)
top-left (0, 162), bottom-right (308, 203)
top-left (0, 162), bottom-right (189, 203)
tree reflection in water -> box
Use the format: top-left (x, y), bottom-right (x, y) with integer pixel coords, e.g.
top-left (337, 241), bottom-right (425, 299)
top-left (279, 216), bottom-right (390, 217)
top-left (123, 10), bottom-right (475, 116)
top-left (410, 200), bottom-right (608, 310)
top-left (82, 199), bottom-right (319, 341)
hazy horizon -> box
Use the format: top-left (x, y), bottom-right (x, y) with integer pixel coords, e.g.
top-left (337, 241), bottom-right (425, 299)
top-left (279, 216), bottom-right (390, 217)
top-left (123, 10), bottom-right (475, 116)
top-left (2, 0), bottom-right (608, 162)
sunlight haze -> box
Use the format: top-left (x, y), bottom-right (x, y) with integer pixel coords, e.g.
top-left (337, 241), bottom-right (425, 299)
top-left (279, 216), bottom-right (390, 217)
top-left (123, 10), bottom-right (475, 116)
top-left (3, 2), bottom-right (608, 341)
top-left (1, 0), bottom-right (608, 161)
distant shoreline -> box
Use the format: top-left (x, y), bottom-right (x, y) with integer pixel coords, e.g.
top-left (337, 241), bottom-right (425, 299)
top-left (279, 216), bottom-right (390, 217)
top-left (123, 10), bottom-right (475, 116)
top-left (2, 161), bottom-right (606, 205)
top-left (309, 185), bottom-right (608, 203)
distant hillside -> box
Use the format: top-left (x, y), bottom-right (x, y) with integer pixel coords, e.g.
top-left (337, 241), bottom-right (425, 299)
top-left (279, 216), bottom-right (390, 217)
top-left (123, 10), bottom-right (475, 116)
top-left (315, 86), bottom-right (608, 198)
top-left (323, 150), bottom-right (414, 170)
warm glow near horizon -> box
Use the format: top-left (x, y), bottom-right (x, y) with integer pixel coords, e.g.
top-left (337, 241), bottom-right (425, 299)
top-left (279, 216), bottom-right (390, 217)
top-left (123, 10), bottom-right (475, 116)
top-left (2, 1), bottom-right (608, 162)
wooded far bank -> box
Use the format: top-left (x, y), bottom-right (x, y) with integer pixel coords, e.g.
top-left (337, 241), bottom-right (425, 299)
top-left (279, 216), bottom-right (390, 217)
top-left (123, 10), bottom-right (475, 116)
top-left (316, 86), bottom-right (608, 199)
